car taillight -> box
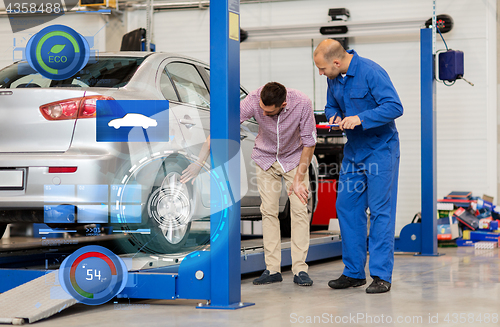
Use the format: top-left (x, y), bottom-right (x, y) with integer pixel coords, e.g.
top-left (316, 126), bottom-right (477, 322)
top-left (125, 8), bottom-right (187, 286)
top-left (40, 95), bottom-right (114, 120)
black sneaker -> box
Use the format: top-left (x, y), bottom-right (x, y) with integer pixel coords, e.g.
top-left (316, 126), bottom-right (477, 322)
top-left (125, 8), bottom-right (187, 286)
top-left (253, 270), bottom-right (283, 285)
top-left (293, 271), bottom-right (313, 286)
top-left (366, 277), bottom-right (391, 294)
top-left (328, 274), bottom-right (366, 289)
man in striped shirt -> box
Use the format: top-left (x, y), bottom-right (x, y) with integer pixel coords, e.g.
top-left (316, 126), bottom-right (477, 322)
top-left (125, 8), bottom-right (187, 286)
top-left (241, 82), bottom-right (317, 286)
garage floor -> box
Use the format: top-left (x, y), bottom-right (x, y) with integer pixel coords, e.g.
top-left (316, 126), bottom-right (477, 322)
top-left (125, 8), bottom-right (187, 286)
top-left (23, 246), bottom-right (500, 327)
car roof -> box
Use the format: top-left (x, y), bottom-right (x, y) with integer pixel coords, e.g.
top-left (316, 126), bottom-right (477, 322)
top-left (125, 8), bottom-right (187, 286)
top-left (99, 52), bottom-right (209, 67)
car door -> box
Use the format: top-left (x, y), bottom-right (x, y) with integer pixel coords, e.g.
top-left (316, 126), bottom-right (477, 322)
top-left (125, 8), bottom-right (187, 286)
top-left (162, 60), bottom-right (211, 156)
top-left (158, 59), bottom-right (211, 209)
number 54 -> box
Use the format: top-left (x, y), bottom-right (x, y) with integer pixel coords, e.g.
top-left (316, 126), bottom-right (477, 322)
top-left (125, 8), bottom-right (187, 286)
top-left (86, 269), bottom-right (101, 281)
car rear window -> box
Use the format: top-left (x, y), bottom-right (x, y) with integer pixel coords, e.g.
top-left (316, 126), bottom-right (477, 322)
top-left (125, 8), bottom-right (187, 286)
top-left (0, 57), bottom-right (146, 89)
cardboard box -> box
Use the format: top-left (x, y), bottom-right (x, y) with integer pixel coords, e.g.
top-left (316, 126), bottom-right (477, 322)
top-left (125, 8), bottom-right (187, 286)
top-left (469, 231), bottom-right (500, 242)
top-left (437, 214), bottom-right (461, 240)
top-left (474, 241), bottom-right (498, 250)
top-left (456, 238), bottom-right (475, 247)
top-left (437, 224), bottom-right (452, 240)
top-left (454, 208), bottom-right (479, 230)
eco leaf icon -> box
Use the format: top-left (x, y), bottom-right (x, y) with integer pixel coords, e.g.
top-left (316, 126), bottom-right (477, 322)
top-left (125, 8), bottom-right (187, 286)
top-left (49, 44), bottom-right (66, 54)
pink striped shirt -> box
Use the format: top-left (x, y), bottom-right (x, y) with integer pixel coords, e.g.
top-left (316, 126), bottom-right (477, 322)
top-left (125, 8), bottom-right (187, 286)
top-left (240, 86), bottom-right (316, 172)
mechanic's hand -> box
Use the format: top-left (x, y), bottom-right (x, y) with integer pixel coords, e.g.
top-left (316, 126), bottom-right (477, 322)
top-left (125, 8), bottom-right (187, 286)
top-left (338, 115), bottom-right (361, 130)
top-left (180, 161), bottom-right (204, 184)
top-left (288, 179), bottom-right (309, 205)
top-left (328, 115), bottom-right (342, 130)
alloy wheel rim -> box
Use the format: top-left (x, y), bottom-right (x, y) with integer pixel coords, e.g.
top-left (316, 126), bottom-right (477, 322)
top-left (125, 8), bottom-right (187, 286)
top-left (148, 172), bottom-right (192, 244)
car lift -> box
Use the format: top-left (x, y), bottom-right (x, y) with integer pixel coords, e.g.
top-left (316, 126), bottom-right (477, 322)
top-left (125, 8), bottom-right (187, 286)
top-left (0, 0), bottom-right (342, 324)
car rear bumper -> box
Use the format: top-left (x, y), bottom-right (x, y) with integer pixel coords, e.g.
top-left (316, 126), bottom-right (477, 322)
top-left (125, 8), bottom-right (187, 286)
top-left (0, 147), bottom-right (126, 208)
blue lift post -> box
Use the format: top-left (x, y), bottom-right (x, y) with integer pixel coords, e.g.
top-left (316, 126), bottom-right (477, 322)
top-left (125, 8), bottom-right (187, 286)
top-left (394, 27), bottom-right (439, 255)
top-left (419, 27), bottom-right (439, 256)
top-left (202, 0), bottom-right (253, 309)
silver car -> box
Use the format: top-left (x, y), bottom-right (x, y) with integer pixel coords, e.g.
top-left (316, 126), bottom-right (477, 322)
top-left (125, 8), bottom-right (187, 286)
top-left (0, 52), bottom-right (318, 254)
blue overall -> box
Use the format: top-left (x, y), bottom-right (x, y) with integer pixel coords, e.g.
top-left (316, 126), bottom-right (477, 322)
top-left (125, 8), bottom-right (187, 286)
top-left (325, 50), bottom-right (403, 283)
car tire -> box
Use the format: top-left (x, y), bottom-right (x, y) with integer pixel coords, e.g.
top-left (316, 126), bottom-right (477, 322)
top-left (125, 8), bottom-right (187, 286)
top-left (279, 177), bottom-right (316, 238)
top-left (0, 224), bottom-right (6, 239)
top-left (115, 156), bottom-right (195, 254)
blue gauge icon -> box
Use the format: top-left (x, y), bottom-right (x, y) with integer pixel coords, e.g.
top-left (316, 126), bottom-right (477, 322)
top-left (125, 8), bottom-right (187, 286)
top-left (59, 245), bottom-right (128, 305)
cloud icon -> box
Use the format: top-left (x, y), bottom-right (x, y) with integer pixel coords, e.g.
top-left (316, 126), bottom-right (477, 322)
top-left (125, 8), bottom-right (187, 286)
top-left (108, 113), bottom-right (158, 129)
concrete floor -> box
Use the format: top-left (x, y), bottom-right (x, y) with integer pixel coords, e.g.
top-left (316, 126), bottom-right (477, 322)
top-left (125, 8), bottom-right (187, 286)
top-left (27, 246), bottom-right (500, 327)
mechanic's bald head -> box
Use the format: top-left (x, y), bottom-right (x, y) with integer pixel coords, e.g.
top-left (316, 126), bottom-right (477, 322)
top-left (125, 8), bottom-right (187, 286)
top-left (313, 39), bottom-right (352, 80)
top-left (314, 39), bottom-right (346, 62)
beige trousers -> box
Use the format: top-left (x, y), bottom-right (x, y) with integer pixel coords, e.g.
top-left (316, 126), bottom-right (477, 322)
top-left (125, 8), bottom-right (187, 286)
top-left (256, 161), bottom-right (310, 275)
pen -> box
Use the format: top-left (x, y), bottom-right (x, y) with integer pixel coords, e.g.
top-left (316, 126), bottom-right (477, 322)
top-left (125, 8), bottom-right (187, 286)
top-left (329, 112), bottom-right (338, 132)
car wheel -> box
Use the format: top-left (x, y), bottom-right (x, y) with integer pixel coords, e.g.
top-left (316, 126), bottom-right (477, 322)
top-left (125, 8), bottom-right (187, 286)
top-left (279, 178), bottom-right (316, 238)
top-left (115, 156), bottom-right (195, 254)
top-left (0, 224), bottom-right (6, 239)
